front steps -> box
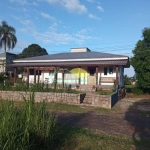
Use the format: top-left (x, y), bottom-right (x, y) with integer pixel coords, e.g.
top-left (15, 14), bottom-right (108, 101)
top-left (79, 85), bottom-right (96, 91)
top-left (82, 91), bottom-right (96, 105)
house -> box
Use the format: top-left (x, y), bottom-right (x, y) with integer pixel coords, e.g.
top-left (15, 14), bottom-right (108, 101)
top-left (10, 47), bottom-right (130, 88)
top-left (0, 52), bottom-right (17, 74)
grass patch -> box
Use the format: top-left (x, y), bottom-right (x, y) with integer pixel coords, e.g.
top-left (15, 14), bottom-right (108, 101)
top-left (96, 90), bottom-right (113, 95)
top-left (46, 102), bottom-right (86, 113)
top-left (94, 105), bottom-right (120, 113)
top-left (0, 93), bottom-right (61, 150)
top-left (58, 126), bottom-right (150, 150)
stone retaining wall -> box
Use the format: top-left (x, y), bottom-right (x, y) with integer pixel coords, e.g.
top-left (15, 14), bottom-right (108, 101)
top-left (92, 95), bottom-right (111, 109)
top-left (0, 91), bottom-right (85, 105)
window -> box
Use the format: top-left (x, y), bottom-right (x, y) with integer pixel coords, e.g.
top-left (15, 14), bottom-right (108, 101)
top-left (29, 69), bottom-right (41, 75)
top-left (90, 68), bottom-right (95, 76)
top-left (104, 67), bottom-right (107, 75)
top-left (109, 67), bottom-right (113, 74)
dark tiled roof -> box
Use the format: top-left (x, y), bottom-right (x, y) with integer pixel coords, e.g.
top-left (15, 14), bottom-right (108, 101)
top-left (14, 51), bottom-right (128, 61)
top-left (9, 60), bottom-right (129, 67)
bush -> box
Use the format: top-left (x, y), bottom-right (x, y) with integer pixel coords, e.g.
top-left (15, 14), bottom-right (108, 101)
top-left (30, 82), bottom-right (44, 92)
top-left (15, 80), bottom-right (28, 91)
top-left (0, 93), bottom-right (61, 149)
top-left (126, 86), bottom-right (144, 95)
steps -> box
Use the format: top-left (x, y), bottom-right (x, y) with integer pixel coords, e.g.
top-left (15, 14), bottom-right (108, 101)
top-left (79, 85), bottom-right (96, 91)
top-left (82, 91), bottom-right (95, 105)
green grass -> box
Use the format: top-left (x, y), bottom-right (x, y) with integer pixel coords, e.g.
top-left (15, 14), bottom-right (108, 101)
top-left (96, 90), bottom-right (113, 95)
top-left (46, 102), bottom-right (86, 113)
top-left (58, 126), bottom-right (150, 150)
top-left (0, 93), bottom-right (61, 150)
top-left (125, 85), bottom-right (136, 88)
top-left (94, 105), bottom-right (120, 114)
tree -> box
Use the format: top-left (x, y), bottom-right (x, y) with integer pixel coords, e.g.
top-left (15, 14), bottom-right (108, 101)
top-left (17, 44), bottom-right (48, 59)
top-left (0, 21), bottom-right (17, 53)
top-left (124, 75), bottom-right (131, 85)
top-left (131, 27), bottom-right (150, 89)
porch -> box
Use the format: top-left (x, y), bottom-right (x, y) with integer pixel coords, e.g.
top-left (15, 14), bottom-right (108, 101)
top-left (12, 65), bottom-right (120, 88)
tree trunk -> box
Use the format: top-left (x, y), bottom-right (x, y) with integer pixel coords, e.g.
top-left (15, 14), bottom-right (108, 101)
top-left (4, 40), bottom-right (6, 54)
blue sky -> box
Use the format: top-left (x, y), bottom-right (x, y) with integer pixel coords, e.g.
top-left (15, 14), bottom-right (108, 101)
top-left (0, 0), bottom-right (150, 76)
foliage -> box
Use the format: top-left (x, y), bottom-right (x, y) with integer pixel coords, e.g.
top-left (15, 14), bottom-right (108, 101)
top-left (0, 72), bottom-right (6, 82)
top-left (17, 44), bottom-right (48, 59)
top-left (0, 93), bottom-right (61, 150)
top-left (124, 74), bottom-right (131, 85)
top-left (131, 27), bottom-right (150, 90)
top-left (125, 86), bottom-right (144, 95)
top-left (15, 80), bottom-right (28, 91)
top-left (97, 90), bottom-right (113, 95)
top-left (111, 85), bottom-right (116, 92)
top-left (0, 20), bottom-right (17, 53)
top-left (0, 80), bottom-right (80, 94)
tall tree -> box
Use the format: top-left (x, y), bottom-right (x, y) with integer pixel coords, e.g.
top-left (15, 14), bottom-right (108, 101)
top-left (17, 44), bottom-right (48, 59)
top-left (0, 21), bottom-right (17, 53)
top-left (131, 28), bottom-right (150, 89)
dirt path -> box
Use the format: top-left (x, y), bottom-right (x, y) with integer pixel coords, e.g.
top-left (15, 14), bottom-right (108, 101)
top-left (56, 99), bottom-right (150, 139)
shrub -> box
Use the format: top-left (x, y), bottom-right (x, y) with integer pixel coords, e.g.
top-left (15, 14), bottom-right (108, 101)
top-left (15, 80), bottom-right (28, 91)
top-left (29, 82), bottom-right (44, 92)
top-left (126, 86), bottom-right (144, 95)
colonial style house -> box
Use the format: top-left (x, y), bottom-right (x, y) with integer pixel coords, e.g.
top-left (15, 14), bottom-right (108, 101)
top-left (10, 48), bottom-right (130, 88)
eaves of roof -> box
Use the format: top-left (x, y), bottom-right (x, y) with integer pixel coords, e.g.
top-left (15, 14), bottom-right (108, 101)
top-left (9, 59), bottom-right (130, 68)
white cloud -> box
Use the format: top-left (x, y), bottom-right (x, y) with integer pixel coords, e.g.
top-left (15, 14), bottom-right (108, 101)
top-left (41, 12), bottom-right (55, 21)
top-left (20, 19), bottom-right (33, 26)
top-left (88, 14), bottom-right (100, 20)
top-left (46, 0), bottom-right (87, 14)
top-left (97, 5), bottom-right (104, 12)
top-left (86, 0), bottom-right (100, 4)
top-left (9, 0), bottom-right (38, 5)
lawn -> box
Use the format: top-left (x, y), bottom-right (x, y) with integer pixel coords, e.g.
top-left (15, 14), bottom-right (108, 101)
top-left (58, 126), bottom-right (150, 150)
top-left (0, 99), bottom-right (150, 150)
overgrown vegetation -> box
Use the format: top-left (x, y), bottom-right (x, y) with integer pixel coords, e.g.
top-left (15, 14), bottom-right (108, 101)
top-left (0, 77), bottom-right (80, 94)
top-left (0, 93), bottom-right (61, 150)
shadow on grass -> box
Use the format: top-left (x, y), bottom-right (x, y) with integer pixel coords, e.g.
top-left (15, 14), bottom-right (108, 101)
top-left (124, 99), bottom-right (150, 150)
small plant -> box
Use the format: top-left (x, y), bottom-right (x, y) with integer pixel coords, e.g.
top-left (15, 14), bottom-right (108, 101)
top-left (112, 85), bottom-right (116, 92)
top-left (92, 85), bottom-right (97, 91)
top-left (76, 84), bottom-right (80, 89)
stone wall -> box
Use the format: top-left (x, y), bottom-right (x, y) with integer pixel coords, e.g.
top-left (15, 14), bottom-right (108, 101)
top-left (0, 91), bottom-right (85, 105)
top-left (92, 95), bottom-right (111, 109)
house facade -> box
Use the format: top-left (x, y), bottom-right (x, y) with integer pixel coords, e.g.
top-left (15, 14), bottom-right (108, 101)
top-left (10, 48), bottom-right (130, 88)
top-left (0, 52), bottom-right (16, 74)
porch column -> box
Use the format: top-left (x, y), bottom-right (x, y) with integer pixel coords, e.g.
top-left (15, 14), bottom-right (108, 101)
top-left (34, 69), bottom-right (36, 83)
top-left (38, 69), bottom-right (40, 83)
top-left (96, 66), bottom-right (98, 85)
top-left (27, 68), bottom-right (29, 87)
top-left (116, 66), bottom-right (118, 86)
top-left (14, 67), bottom-right (17, 83)
top-left (78, 66), bottom-right (81, 85)
top-left (54, 68), bottom-right (57, 88)
top-left (62, 70), bottom-right (64, 88)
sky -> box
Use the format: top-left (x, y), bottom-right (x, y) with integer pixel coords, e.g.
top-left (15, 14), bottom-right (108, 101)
top-left (0, 0), bottom-right (150, 77)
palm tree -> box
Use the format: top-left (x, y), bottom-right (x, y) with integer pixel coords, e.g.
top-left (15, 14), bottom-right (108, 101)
top-left (0, 21), bottom-right (17, 53)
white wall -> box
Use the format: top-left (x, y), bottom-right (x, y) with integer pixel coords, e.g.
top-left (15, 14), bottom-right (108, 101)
top-left (27, 66), bottom-right (124, 86)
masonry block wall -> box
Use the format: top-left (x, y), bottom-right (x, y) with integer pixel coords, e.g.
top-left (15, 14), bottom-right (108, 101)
top-left (0, 91), bottom-right (86, 105)
top-left (92, 95), bottom-right (111, 109)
